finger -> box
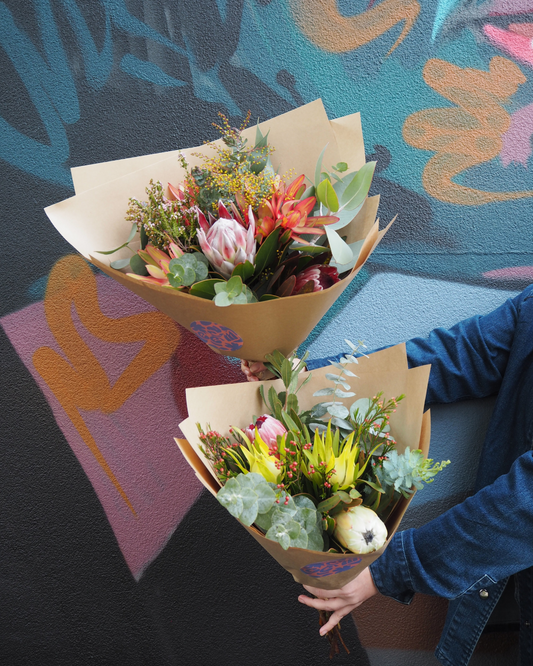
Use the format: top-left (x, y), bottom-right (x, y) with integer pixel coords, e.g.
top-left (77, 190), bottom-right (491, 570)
top-left (240, 360), bottom-right (259, 382)
top-left (319, 609), bottom-right (347, 636)
top-left (298, 595), bottom-right (346, 612)
top-left (302, 584), bottom-right (338, 599)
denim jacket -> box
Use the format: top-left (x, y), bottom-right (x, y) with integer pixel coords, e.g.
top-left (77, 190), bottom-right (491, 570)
top-left (307, 285), bottom-right (533, 666)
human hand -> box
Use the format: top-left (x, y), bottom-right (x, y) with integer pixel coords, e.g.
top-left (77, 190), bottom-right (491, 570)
top-left (240, 360), bottom-right (275, 382)
top-left (298, 567), bottom-right (378, 635)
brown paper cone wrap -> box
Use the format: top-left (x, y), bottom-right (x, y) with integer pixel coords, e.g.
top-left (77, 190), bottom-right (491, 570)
top-left (178, 344), bottom-right (431, 590)
top-left (45, 100), bottom-right (394, 361)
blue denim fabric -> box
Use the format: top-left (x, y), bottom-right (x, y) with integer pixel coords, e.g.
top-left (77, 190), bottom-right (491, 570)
top-left (306, 285), bottom-right (533, 666)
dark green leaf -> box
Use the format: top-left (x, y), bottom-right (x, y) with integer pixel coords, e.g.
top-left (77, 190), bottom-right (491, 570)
top-left (259, 293), bottom-right (279, 302)
top-left (129, 254), bottom-right (148, 275)
top-left (189, 279), bottom-right (225, 299)
top-left (140, 224), bottom-right (148, 249)
top-left (254, 228), bottom-right (281, 275)
top-left (232, 260), bottom-right (255, 282)
top-left (317, 495), bottom-right (341, 514)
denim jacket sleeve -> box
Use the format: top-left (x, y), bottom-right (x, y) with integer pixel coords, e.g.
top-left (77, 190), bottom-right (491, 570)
top-left (370, 449), bottom-right (533, 602)
top-left (369, 289), bottom-right (533, 602)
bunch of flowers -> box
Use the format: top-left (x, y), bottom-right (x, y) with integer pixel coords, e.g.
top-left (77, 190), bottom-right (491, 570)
top-left (199, 344), bottom-right (450, 555)
top-left (99, 113), bottom-right (376, 307)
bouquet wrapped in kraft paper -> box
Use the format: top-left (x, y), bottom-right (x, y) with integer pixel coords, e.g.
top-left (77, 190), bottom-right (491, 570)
top-left (178, 344), bottom-right (435, 592)
top-left (45, 99), bottom-right (394, 361)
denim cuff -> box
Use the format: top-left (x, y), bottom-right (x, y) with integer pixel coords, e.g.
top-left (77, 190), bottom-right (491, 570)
top-left (369, 531), bottom-right (416, 605)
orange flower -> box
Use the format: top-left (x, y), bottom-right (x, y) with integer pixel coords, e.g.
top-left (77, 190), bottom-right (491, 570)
top-left (256, 175), bottom-right (338, 243)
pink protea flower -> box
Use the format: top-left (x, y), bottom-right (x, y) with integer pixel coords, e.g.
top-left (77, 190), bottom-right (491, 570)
top-left (292, 264), bottom-right (340, 295)
top-left (196, 201), bottom-right (256, 279)
top-left (245, 415), bottom-right (286, 449)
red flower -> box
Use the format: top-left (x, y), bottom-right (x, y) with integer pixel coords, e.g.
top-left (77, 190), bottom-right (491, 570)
top-left (292, 265), bottom-right (340, 295)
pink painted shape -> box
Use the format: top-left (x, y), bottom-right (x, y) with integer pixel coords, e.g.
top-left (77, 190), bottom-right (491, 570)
top-left (501, 102), bottom-right (533, 167)
top-left (0, 275), bottom-right (203, 580)
top-left (483, 266), bottom-right (533, 279)
top-left (483, 24), bottom-right (533, 66)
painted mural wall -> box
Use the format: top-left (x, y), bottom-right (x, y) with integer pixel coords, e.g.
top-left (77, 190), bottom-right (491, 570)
top-left (1, 1), bottom-right (531, 664)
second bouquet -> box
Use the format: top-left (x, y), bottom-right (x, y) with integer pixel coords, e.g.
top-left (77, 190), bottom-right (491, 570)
top-left (179, 343), bottom-right (447, 591)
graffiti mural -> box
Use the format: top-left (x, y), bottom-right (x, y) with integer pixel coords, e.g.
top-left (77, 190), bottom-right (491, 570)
top-left (1, 0), bottom-right (530, 663)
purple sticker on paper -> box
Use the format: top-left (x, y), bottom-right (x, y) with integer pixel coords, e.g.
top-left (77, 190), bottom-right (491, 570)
top-left (301, 556), bottom-right (363, 577)
top-left (190, 320), bottom-right (243, 352)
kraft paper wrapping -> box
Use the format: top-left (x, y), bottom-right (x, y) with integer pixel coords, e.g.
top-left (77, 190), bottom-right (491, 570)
top-left (178, 344), bottom-right (431, 590)
top-left (45, 100), bottom-right (394, 361)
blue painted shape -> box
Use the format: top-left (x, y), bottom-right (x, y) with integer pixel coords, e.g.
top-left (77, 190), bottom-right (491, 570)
top-left (0, 2), bottom-right (73, 186)
top-left (432, 0), bottom-right (461, 41)
top-left (120, 55), bottom-right (187, 87)
top-left (301, 556), bottom-right (362, 577)
top-left (27, 276), bottom-right (49, 301)
top-left (59, 0), bottom-right (113, 89)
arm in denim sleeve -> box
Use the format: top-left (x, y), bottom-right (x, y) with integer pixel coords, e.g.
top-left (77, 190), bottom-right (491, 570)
top-left (307, 290), bottom-right (524, 405)
top-left (370, 450), bottom-right (533, 601)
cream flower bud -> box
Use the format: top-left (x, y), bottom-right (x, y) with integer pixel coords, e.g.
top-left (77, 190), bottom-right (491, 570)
top-left (334, 505), bottom-right (387, 554)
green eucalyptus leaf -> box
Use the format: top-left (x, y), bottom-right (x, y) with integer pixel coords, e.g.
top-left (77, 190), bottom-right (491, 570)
top-left (340, 161), bottom-right (376, 210)
top-left (325, 226), bottom-right (354, 265)
top-left (333, 162), bottom-right (348, 173)
top-left (327, 403), bottom-right (350, 419)
top-left (213, 292), bottom-right (232, 307)
top-left (314, 144), bottom-right (329, 188)
top-left (110, 258), bottom-right (132, 270)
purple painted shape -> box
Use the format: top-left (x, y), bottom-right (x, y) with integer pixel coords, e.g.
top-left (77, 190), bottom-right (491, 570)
top-left (489, 1), bottom-right (533, 14)
top-left (1, 276), bottom-right (203, 580)
top-left (190, 320), bottom-right (243, 351)
top-left (301, 556), bottom-right (363, 577)
top-left (501, 102), bottom-right (533, 167)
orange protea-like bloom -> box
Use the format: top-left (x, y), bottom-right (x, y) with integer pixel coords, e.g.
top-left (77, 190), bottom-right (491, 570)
top-left (256, 174), bottom-right (338, 243)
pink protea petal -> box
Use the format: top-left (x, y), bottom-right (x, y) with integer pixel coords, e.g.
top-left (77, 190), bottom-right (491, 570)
top-left (217, 200), bottom-right (232, 219)
top-left (196, 207), bottom-right (210, 233)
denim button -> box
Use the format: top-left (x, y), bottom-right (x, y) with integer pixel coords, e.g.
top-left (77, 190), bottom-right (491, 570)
top-left (479, 589), bottom-right (489, 599)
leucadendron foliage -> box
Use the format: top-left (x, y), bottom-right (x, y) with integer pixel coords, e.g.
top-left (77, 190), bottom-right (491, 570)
top-left (199, 342), bottom-right (449, 554)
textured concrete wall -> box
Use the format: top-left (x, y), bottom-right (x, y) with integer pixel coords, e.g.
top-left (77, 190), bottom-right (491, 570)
top-left (1, 1), bottom-right (530, 663)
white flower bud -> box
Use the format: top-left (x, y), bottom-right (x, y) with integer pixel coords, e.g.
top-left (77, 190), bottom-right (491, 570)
top-left (334, 505), bottom-right (387, 554)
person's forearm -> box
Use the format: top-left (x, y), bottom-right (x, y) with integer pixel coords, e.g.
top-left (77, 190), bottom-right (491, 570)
top-left (371, 450), bottom-right (533, 601)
